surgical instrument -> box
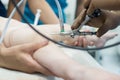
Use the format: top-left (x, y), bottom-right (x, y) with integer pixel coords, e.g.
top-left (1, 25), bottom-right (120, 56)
top-left (71, 9), bottom-right (101, 37)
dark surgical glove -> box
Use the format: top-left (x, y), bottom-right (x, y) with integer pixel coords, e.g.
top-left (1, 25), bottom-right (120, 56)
top-left (72, 0), bottom-right (120, 37)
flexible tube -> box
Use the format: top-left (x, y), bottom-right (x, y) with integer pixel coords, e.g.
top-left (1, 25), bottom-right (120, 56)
top-left (54, 0), bottom-right (64, 32)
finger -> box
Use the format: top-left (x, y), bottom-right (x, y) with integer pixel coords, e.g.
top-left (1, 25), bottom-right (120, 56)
top-left (20, 40), bottom-right (49, 54)
top-left (78, 36), bottom-right (84, 46)
top-left (97, 23), bottom-right (110, 37)
top-left (71, 9), bottom-right (86, 30)
top-left (73, 36), bottom-right (81, 46)
top-left (89, 41), bottom-right (94, 46)
top-left (96, 12), bottom-right (116, 37)
top-left (74, 41), bottom-right (78, 46)
top-left (83, 37), bottom-right (88, 47)
top-left (74, 36), bottom-right (84, 46)
top-left (86, 1), bottom-right (95, 15)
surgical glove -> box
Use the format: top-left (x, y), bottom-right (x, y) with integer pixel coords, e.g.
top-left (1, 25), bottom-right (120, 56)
top-left (72, 10), bottom-right (120, 37)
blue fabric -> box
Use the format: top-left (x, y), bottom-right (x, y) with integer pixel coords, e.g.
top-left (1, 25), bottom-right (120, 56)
top-left (22, 3), bottom-right (36, 24)
top-left (46, 0), bottom-right (67, 16)
top-left (22, 0), bottom-right (67, 24)
top-left (0, 1), bottom-right (7, 17)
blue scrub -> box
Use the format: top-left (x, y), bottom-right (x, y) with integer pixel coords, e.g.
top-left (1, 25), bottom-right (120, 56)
top-left (46, 0), bottom-right (67, 19)
top-left (22, 0), bottom-right (67, 24)
top-left (0, 1), bottom-right (7, 17)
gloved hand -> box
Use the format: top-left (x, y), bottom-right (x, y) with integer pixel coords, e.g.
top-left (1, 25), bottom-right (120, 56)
top-left (85, 0), bottom-right (120, 13)
top-left (75, 0), bottom-right (120, 18)
top-left (72, 9), bottom-right (120, 37)
top-left (72, 0), bottom-right (120, 37)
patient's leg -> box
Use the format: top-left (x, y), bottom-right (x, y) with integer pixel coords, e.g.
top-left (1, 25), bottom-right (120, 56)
top-left (3, 26), bottom-right (85, 79)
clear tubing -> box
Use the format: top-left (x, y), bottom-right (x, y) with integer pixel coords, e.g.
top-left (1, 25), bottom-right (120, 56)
top-left (54, 0), bottom-right (64, 32)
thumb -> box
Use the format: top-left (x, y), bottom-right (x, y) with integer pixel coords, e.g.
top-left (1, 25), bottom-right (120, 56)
top-left (22, 40), bottom-right (48, 53)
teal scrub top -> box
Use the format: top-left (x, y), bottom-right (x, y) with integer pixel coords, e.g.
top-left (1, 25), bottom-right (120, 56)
top-left (22, 0), bottom-right (67, 24)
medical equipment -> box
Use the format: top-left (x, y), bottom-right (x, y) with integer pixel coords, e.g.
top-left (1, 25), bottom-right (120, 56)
top-left (52, 9), bottom-right (101, 38)
top-left (72, 9), bottom-right (101, 37)
top-left (9, 0), bottom-right (120, 50)
top-left (34, 9), bottom-right (41, 26)
top-left (46, 0), bottom-right (65, 39)
top-left (54, 0), bottom-right (64, 32)
top-left (60, 9), bottom-right (101, 37)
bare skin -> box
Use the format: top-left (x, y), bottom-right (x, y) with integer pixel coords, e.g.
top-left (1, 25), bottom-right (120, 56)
top-left (0, 17), bottom-right (119, 80)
